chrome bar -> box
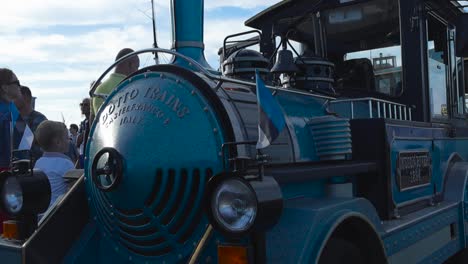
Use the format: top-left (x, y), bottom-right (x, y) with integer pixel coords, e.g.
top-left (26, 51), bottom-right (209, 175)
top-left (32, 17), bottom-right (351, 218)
top-left (368, 100), bottom-right (373, 118)
top-left (377, 101), bottom-right (381, 118)
top-left (383, 102), bottom-right (387, 118)
top-left (351, 102), bottom-right (354, 119)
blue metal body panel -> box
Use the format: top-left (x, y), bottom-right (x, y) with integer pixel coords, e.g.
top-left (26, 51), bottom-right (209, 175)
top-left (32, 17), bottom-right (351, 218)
top-left (0, 242), bottom-right (22, 264)
top-left (79, 70), bottom-right (227, 263)
top-left (265, 197), bottom-right (383, 263)
top-left (274, 90), bottom-right (328, 161)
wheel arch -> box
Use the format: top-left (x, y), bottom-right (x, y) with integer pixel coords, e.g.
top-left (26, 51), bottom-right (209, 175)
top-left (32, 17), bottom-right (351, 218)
top-left (316, 213), bottom-right (387, 264)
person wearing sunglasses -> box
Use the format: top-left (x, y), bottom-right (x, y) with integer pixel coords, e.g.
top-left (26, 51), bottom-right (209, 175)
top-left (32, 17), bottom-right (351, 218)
top-left (0, 68), bottom-right (22, 233)
top-left (0, 68), bottom-right (22, 171)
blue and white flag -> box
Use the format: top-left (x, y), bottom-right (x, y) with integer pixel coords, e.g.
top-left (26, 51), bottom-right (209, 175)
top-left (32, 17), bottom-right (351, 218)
top-left (18, 124), bottom-right (34, 150)
top-left (255, 70), bottom-right (286, 149)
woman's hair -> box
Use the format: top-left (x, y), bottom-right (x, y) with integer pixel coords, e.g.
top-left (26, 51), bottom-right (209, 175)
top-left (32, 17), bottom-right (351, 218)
top-left (0, 68), bottom-right (14, 86)
top-left (0, 68), bottom-right (15, 100)
top-left (35, 121), bottom-right (68, 152)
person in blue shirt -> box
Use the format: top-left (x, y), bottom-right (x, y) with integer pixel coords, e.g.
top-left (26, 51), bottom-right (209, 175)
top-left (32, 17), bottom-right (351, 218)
top-left (0, 68), bottom-right (22, 171)
top-left (0, 68), bottom-right (22, 233)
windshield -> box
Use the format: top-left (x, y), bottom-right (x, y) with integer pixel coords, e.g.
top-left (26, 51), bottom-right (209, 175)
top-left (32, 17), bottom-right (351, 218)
top-left (323, 0), bottom-right (402, 97)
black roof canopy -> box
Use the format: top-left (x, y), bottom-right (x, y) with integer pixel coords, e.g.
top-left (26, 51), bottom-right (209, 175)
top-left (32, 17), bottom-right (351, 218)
top-left (245, 0), bottom-right (466, 36)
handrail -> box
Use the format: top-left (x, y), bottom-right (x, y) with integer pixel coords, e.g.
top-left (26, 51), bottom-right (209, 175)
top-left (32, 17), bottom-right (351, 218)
top-left (89, 48), bottom-right (214, 99)
top-left (89, 47), bottom-right (336, 102)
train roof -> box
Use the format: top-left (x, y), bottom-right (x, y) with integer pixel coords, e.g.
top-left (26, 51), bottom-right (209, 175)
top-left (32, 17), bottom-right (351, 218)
top-left (245, 0), bottom-right (467, 32)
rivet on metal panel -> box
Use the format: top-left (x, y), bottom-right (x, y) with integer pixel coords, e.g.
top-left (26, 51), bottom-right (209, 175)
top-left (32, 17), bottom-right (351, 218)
top-left (129, 256), bottom-right (132, 261)
top-left (191, 90), bottom-right (196, 95)
top-left (115, 247), bottom-right (119, 252)
top-left (160, 74), bottom-right (164, 78)
top-left (176, 79), bottom-right (181, 84)
top-left (178, 254), bottom-right (183, 259)
top-left (213, 128), bottom-right (218, 133)
top-left (218, 152), bottom-right (223, 157)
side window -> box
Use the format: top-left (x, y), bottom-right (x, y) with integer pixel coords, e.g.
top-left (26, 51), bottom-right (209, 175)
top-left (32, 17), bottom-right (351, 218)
top-left (427, 15), bottom-right (449, 118)
top-left (448, 27), bottom-right (465, 116)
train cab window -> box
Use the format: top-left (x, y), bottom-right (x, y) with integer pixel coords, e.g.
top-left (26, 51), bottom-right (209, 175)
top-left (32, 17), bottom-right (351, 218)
top-left (427, 15), bottom-right (449, 118)
top-left (323, 0), bottom-right (402, 97)
top-left (450, 27), bottom-right (465, 116)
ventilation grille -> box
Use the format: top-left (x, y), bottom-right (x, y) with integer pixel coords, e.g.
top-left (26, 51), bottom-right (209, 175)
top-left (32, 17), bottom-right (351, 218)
top-left (308, 116), bottom-right (352, 160)
top-left (90, 168), bottom-right (212, 257)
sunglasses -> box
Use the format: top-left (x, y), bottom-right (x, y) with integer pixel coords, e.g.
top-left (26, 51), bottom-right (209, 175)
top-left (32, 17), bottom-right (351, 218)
top-left (7, 80), bottom-right (20, 86)
top-left (80, 102), bottom-right (90, 106)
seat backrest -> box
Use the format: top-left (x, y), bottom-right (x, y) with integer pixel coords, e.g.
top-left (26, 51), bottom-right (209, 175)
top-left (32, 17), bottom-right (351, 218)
top-left (336, 58), bottom-right (375, 92)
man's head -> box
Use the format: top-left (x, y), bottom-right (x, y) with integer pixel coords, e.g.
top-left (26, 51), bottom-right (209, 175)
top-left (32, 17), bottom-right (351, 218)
top-left (69, 124), bottom-right (78, 135)
top-left (114, 48), bottom-right (140, 76)
top-left (80, 98), bottom-right (90, 116)
top-left (0, 68), bottom-right (21, 102)
top-left (35, 121), bottom-right (69, 153)
top-left (14, 86), bottom-right (33, 113)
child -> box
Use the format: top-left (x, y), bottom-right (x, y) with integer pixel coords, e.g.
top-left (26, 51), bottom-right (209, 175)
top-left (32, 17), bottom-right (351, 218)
top-left (34, 121), bottom-right (74, 208)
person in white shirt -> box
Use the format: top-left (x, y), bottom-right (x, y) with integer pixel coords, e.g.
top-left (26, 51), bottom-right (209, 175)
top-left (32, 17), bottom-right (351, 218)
top-left (34, 120), bottom-right (74, 209)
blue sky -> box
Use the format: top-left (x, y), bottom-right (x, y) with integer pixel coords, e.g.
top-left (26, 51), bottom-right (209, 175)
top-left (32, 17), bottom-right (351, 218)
top-left (0, 0), bottom-right (274, 126)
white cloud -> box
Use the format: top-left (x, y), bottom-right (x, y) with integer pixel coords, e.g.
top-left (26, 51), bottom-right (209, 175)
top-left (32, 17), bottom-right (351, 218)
top-left (1, 0), bottom-right (272, 125)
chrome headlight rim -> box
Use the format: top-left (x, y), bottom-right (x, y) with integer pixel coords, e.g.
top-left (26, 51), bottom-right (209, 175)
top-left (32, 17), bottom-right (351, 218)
top-left (206, 173), bottom-right (284, 237)
top-left (1, 174), bottom-right (24, 215)
top-left (206, 174), bottom-right (259, 236)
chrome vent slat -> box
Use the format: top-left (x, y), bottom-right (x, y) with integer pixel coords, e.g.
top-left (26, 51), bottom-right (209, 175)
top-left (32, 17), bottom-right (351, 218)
top-left (309, 116), bottom-right (353, 161)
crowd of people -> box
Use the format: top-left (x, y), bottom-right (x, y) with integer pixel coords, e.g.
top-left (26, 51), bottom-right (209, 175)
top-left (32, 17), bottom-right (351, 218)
top-left (0, 48), bottom-right (140, 225)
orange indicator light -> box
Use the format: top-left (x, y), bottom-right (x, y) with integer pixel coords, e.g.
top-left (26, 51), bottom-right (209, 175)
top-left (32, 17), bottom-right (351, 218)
top-left (2, 220), bottom-right (19, 240)
top-left (218, 245), bottom-right (249, 264)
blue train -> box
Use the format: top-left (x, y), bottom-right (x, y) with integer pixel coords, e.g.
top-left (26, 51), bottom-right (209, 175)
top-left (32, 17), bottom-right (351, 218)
top-left (1, 0), bottom-right (468, 263)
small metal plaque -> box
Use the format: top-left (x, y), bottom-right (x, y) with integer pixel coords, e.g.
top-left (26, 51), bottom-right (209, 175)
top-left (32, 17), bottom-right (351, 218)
top-left (396, 150), bottom-right (432, 191)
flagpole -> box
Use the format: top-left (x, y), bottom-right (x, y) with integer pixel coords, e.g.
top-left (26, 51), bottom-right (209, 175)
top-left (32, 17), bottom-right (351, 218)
top-left (151, 0), bottom-right (159, 64)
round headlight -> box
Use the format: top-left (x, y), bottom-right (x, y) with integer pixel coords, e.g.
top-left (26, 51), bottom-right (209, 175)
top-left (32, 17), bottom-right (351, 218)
top-left (1, 176), bottom-right (23, 215)
top-left (206, 175), bottom-right (283, 236)
top-left (211, 178), bottom-right (257, 233)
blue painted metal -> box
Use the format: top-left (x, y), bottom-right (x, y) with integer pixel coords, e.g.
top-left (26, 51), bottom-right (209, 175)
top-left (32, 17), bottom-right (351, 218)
top-left (383, 204), bottom-right (459, 257)
top-left (0, 242), bottom-right (22, 264)
top-left (171, 0), bottom-right (211, 69)
top-left (308, 116), bottom-right (352, 160)
top-left (79, 71), bottom-right (226, 263)
top-left (264, 197), bottom-right (383, 263)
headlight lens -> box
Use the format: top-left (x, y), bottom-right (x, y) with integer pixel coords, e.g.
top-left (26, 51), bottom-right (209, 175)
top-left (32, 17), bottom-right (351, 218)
top-left (1, 177), bottom-right (23, 215)
top-left (211, 178), bottom-right (257, 232)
